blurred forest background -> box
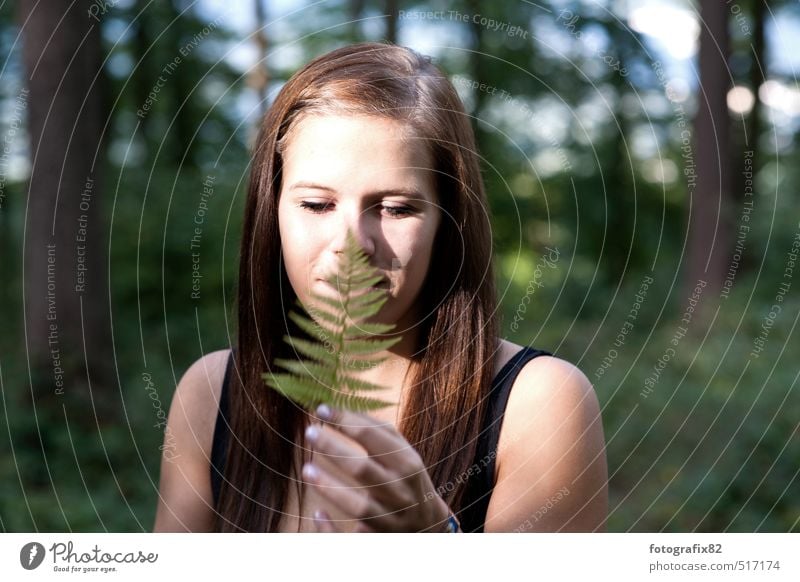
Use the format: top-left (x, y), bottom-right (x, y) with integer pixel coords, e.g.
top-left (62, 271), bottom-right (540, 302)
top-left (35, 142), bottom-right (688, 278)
top-left (1, 0), bottom-right (798, 532)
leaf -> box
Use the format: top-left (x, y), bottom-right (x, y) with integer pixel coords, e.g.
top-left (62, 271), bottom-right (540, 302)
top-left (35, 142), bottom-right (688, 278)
top-left (344, 321), bottom-right (396, 337)
top-left (342, 336), bottom-right (402, 355)
top-left (333, 392), bottom-right (394, 413)
top-left (272, 359), bottom-right (335, 386)
top-left (263, 228), bottom-right (400, 411)
top-left (283, 335), bottom-right (336, 366)
top-left (263, 373), bottom-right (335, 409)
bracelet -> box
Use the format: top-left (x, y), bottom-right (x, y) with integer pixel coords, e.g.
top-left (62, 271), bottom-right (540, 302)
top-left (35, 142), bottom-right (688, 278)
top-left (443, 511), bottom-right (461, 533)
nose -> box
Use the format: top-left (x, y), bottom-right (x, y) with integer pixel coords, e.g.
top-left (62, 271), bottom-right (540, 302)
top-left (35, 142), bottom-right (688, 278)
top-left (329, 210), bottom-right (376, 258)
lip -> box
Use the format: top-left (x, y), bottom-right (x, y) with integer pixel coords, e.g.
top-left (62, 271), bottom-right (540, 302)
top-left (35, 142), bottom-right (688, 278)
top-left (316, 278), bottom-right (390, 291)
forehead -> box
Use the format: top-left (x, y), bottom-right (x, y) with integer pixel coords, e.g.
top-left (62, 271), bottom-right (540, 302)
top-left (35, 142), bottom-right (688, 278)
top-left (279, 114), bottom-right (435, 189)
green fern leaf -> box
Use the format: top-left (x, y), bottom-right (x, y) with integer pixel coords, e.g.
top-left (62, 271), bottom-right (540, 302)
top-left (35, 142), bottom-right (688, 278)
top-left (333, 392), bottom-right (392, 412)
top-left (344, 337), bottom-right (402, 355)
top-left (287, 310), bottom-right (337, 341)
top-left (344, 321), bottom-right (396, 337)
top-left (262, 373), bottom-right (332, 409)
top-left (340, 375), bottom-right (390, 392)
top-left (283, 335), bottom-right (337, 366)
top-left (263, 228), bottom-right (401, 412)
top-left (272, 359), bottom-right (335, 386)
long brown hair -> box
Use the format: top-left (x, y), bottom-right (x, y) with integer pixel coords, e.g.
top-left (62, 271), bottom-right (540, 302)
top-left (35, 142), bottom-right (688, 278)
top-left (215, 41), bottom-right (498, 532)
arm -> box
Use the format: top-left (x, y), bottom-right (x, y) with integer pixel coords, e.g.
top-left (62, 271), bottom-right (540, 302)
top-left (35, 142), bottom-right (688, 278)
top-left (152, 349), bottom-right (229, 532)
top-left (484, 356), bottom-right (608, 532)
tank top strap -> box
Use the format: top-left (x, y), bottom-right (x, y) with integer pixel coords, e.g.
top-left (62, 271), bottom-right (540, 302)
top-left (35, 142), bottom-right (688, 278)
top-left (210, 349), bottom-right (234, 507)
top-left (457, 345), bottom-right (552, 532)
top-left (487, 346), bottom-right (552, 440)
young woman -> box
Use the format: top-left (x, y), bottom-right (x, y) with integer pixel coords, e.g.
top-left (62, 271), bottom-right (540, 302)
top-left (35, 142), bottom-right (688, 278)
top-left (153, 42), bottom-right (608, 533)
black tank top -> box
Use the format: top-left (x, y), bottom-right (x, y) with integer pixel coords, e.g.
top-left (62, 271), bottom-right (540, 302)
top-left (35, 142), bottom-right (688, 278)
top-left (210, 345), bottom-right (551, 532)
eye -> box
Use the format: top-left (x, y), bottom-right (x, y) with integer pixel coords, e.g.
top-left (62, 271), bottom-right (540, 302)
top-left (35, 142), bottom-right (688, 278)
top-left (299, 201), bottom-right (332, 213)
top-left (381, 204), bottom-right (414, 218)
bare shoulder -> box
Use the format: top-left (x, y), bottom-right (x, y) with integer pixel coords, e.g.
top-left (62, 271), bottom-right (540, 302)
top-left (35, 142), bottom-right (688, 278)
top-left (492, 338), bottom-right (528, 376)
top-left (153, 348), bottom-right (231, 532)
top-left (485, 345), bottom-right (608, 532)
top-left (174, 349), bottom-right (230, 433)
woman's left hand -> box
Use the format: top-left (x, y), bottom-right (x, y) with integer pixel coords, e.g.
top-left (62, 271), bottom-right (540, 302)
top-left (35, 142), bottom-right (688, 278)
top-left (302, 404), bottom-right (452, 532)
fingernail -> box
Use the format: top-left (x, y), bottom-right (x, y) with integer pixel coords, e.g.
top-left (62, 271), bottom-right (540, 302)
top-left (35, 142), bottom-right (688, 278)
top-left (302, 463), bottom-right (320, 482)
top-left (305, 424), bottom-right (320, 443)
top-left (316, 404), bottom-right (332, 420)
top-left (313, 509), bottom-right (329, 530)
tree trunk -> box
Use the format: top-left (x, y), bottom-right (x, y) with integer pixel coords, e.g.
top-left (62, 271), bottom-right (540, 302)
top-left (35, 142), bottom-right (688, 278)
top-left (134, 0), bottom-right (152, 141)
top-left (466, 0), bottom-right (488, 117)
top-left (19, 0), bottom-right (114, 422)
top-left (349, 0), bottom-right (365, 40)
top-left (746, 0), bottom-right (765, 169)
top-left (253, 0), bottom-right (269, 118)
top-left (686, 0), bottom-right (731, 315)
top-left (385, 0), bottom-right (399, 44)
top-left (167, 0), bottom-right (195, 167)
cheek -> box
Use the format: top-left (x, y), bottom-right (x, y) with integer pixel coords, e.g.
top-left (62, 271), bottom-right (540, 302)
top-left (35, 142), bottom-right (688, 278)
top-left (408, 243), bottom-right (434, 284)
top-left (278, 208), bottom-right (317, 291)
top-left (395, 221), bottom-right (438, 286)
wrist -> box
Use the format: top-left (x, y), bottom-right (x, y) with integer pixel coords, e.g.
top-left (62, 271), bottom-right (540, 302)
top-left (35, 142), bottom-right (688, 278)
top-left (432, 496), bottom-right (461, 533)
top-left (442, 511), bottom-right (461, 533)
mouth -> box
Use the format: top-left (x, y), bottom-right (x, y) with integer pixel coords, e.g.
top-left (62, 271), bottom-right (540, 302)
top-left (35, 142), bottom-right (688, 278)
top-left (316, 278), bottom-right (391, 292)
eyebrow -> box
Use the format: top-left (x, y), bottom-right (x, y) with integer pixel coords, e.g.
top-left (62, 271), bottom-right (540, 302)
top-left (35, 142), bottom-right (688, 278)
top-left (289, 181), bottom-right (431, 201)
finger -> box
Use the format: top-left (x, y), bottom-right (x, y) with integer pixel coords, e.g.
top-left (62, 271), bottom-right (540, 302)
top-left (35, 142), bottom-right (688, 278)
top-left (315, 405), bottom-right (416, 471)
top-left (303, 462), bottom-right (386, 522)
top-left (305, 424), bottom-right (392, 488)
top-left (354, 521), bottom-right (376, 533)
top-left (313, 509), bottom-right (338, 533)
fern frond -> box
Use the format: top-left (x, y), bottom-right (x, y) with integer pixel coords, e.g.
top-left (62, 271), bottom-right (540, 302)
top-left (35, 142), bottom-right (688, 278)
top-left (292, 302), bottom-right (341, 329)
top-left (339, 356), bottom-right (391, 371)
top-left (263, 228), bottom-right (403, 412)
top-left (340, 375), bottom-right (390, 392)
top-left (272, 359), bottom-right (336, 387)
top-left (263, 373), bottom-right (333, 409)
top-left (344, 321), bottom-right (396, 338)
top-left (287, 309), bottom-right (336, 339)
top-left (331, 392), bottom-right (394, 413)
top-left (344, 337), bottom-right (402, 355)
top-left (283, 335), bottom-right (337, 366)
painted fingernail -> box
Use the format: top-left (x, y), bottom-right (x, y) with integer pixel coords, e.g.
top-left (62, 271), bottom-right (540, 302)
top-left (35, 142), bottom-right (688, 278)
top-left (316, 404), bottom-right (332, 420)
top-left (313, 509), bottom-right (329, 530)
top-left (302, 463), bottom-right (320, 482)
top-left (305, 424), bottom-right (320, 443)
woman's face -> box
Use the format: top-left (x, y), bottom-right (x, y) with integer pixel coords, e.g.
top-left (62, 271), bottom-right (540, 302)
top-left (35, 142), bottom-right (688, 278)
top-left (277, 114), bottom-right (441, 332)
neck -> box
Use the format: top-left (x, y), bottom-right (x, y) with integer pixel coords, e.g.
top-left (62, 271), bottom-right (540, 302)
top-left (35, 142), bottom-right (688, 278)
top-left (355, 311), bottom-right (425, 409)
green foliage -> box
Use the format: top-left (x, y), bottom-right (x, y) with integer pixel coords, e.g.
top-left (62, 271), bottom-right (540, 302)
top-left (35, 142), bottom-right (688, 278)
top-left (263, 230), bottom-right (401, 412)
top-left (585, 280), bottom-right (800, 532)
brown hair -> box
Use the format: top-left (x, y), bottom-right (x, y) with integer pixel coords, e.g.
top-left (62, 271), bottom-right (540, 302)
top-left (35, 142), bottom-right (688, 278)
top-left (215, 41), bottom-right (498, 532)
